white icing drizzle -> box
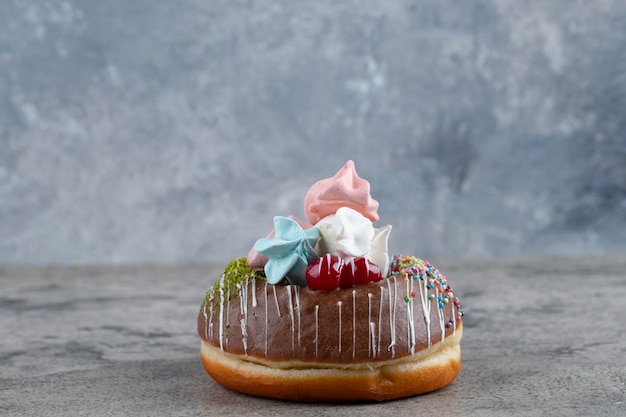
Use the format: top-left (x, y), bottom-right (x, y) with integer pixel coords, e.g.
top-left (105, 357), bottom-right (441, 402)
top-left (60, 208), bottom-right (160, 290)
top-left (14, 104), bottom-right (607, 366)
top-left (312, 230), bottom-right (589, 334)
top-left (240, 318), bottom-right (248, 355)
top-left (337, 301), bottom-right (343, 353)
top-left (370, 321), bottom-right (376, 357)
top-left (367, 293), bottom-right (373, 358)
top-left (352, 289), bottom-right (356, 360)
top-left (437, 301), bottom-right (446, 342)
top-left (208, 303), bottom-right (214, 339)
top-left (286, 286), bottom-right (296, 356)
top-left (225, 287), bottom-right (231, 349)
top-left (295, 286), bottom-right (302, 348)
top-left (272, 285), bottom-right (281, 317)
top-left (417, 272), bottom-right (432, 348)
top-left (203, 305), bottom-right (209, 340)
top-left (451, 291), bottom-right (458, 335)
top-left (315, 304), bottom-right (319, 358)
top-left (404, 278), bottom-right (409, 354)
top-left (386, 277), bottom-right (396, 357)
top-left (378, 286), bottom-right (384, 356)
top-left (239, 280), bottom-right (245, 315)
top-left (218, 274), bottom-right (225, 351)
top-left (452, 302), bottom-right (457, 335)
top-left (408, 278), bottom-right (416, 354)
top-left (264, 281), bottom-right (269, 355)
top-left (251, 277), bottom-right (257, 307)
top-left (239, 279), bottom-right (249, 354)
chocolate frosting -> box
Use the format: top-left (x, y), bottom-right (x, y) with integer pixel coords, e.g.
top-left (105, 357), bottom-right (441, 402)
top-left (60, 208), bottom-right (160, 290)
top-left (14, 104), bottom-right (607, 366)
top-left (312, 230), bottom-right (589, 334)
top-left (198, 276), bottom-right (461, 363)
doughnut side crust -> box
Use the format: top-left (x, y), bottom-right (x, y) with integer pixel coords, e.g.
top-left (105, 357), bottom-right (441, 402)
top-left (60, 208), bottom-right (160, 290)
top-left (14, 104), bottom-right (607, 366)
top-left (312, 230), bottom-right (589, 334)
top-left (200, 324), bottom-right (462, 402)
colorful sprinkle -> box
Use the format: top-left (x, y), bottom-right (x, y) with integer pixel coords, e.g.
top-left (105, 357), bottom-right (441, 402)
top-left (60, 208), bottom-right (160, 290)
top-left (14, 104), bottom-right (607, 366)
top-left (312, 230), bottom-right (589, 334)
top-left (389, 255), bottom-right (463, 319)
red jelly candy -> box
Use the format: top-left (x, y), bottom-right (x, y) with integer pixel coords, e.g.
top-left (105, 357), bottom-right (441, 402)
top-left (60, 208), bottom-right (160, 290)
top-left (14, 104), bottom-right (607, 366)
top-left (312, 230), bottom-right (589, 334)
top-left (341, 257), bottom-right (382, 287)
top-left (306, 254), bottom-right (344, 291)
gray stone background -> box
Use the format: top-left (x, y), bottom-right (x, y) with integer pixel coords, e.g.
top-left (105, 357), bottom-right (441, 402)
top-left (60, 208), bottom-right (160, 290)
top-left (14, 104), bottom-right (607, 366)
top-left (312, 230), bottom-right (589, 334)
top-left (1, 0), bottom-right (625, 266)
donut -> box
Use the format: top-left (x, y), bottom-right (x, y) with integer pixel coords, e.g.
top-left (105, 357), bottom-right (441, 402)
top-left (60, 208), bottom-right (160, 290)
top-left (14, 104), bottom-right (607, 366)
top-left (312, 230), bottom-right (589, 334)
top-left (197, 161), bottom-right (463, 401)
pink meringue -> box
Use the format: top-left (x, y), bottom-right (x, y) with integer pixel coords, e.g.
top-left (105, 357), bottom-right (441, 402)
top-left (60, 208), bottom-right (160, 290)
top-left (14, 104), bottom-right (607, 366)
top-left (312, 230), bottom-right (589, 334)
top-left (303, 160), bottom-right (379, 224)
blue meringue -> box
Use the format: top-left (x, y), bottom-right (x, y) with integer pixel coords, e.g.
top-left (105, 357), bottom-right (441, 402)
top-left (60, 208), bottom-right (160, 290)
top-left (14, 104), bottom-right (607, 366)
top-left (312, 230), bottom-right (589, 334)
top-left (253, 216), bottom-right (320, 286)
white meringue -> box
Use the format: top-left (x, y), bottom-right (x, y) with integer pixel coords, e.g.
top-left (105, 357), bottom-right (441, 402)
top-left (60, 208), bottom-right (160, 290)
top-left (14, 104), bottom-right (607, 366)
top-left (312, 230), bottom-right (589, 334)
top-left (315, 207), bottom-right (374, 261)
top-left (368, 225), bottom-right (392, 277)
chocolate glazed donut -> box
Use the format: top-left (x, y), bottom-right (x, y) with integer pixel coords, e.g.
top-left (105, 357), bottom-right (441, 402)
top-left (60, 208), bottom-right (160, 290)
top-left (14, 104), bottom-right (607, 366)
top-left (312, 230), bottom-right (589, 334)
top-left (198, 256), bottom-right (463, 401)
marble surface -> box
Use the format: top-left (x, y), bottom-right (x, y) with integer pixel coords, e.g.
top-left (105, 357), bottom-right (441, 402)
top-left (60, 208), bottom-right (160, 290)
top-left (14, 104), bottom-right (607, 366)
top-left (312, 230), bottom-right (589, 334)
top-left (1, 257), bottom-right (626, 416)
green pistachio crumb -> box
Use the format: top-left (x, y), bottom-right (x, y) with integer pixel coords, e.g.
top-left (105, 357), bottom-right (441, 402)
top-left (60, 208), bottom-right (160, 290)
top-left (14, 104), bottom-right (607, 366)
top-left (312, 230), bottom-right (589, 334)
top-left (203, 257), bottom-right (266, 305)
